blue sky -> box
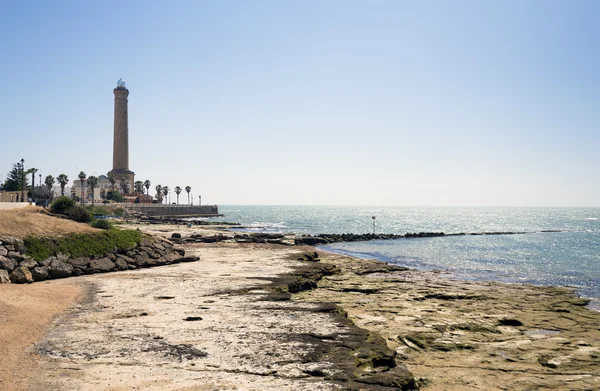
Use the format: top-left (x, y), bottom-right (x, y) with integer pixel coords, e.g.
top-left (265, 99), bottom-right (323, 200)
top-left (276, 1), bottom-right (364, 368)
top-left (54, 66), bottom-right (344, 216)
top-left (1, 1), bottom-right (598, 206)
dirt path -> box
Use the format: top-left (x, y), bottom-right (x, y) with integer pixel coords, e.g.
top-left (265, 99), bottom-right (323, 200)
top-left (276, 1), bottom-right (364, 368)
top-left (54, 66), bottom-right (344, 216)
top-left (0, 281), bottom-right (81, 391)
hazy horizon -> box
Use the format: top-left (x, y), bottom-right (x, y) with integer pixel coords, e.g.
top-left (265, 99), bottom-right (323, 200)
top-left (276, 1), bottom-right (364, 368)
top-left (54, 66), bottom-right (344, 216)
top-left (1, 1), bottom-right (598, 207)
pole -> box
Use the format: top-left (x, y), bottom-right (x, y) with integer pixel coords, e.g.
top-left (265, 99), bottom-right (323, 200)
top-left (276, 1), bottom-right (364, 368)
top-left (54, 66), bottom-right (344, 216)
top-left (20, 158), bottom-right (25, 202)
top-left (199, 195), bottom-right (201, 206)
top-left (372, 216), bottom-right (376, 234)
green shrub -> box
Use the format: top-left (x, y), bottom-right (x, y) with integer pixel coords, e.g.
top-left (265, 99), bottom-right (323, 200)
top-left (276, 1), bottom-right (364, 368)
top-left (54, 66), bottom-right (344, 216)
top-left (91, 219), bottom-right (113, 230)
top-left (66, 205), bottom-right (92, 223)
top-left (50, 196), bottom-right (75, 213)
top-left (24, 230), bottom-right (143, 261)
top-left (87, 206), bottom-right (110, 216)
top-left (106, 190), bottom-right (124, 202)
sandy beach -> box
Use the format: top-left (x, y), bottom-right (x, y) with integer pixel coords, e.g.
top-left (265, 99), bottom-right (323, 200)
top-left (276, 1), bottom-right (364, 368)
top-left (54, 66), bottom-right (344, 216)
top-left (2, 222), bottom-right (599, 390)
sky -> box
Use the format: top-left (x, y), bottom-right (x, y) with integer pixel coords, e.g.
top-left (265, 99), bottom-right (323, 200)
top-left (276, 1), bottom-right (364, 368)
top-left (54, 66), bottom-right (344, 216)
top-left (0, 0), bottom-right (598, 206)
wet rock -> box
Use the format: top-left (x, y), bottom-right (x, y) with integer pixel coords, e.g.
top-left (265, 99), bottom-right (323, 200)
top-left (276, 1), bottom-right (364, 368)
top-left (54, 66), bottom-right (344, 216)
top-left (31, 266), bottom-right (49, 281)
top-left (49, 259), bottom-right (74, 278)
top-left (10, 266), bottom-right (33, 283)
top-left (0, 255), bottom-right (18, 272)
top-left (0, 269), bottom-right (10, 283)
top-left (89, 258), bottom-right (116, 272)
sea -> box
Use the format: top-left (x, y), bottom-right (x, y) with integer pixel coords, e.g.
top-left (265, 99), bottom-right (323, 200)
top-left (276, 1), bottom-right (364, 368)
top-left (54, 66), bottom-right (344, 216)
top-left (204, 206), bottom-right (600, 310)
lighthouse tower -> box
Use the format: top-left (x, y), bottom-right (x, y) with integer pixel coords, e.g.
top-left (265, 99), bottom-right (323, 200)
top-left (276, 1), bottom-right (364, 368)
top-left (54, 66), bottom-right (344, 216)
top-left (107, 79), bottom-right (135, 193)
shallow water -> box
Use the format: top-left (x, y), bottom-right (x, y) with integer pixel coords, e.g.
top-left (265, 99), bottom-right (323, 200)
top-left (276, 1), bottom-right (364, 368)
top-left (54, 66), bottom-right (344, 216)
top-left (206, 206), bottom-right (600, 308)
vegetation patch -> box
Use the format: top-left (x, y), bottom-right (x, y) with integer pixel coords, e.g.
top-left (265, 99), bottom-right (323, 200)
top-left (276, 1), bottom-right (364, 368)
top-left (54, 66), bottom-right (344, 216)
top-left (24, 230), bottom-right (143, 261)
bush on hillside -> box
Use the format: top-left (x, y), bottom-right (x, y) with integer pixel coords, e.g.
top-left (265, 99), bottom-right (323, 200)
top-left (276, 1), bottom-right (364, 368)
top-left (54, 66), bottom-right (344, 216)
top-left (66, 205), bottom-right (92, 223)
top-left (50, 196), bottom-right (75, 213)
top-left (91, 219), bottom-right (113, 230)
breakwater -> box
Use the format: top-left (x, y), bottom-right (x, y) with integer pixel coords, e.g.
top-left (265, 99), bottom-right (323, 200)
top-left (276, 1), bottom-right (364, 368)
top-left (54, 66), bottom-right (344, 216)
top-left (293, 230), bottom-right (560, 245)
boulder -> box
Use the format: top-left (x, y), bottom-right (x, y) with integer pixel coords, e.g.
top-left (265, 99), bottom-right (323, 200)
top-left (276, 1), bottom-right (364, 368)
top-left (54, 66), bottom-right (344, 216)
top-left (89, 258), bottom-right (116, 272)
top-left (114, 258), bottom-right (129, 270)
top-left (39, 256), bottom-right (55, 267)
top-left (49, 259), bottom-right (74, 278)
top-left (0, 246), bottom-right (7, 257)
top-left (4, 245), bottom-right (15, 252)
top-left (180, 255), bottom-right (200, 263)
top-left (7, 251), bottom-right (25, 262)
top-left (0, 269), bottom-right (10, 284)
top-left (20, 259), bottom-right (39, 269)
top-left (0, 255), bottom-right (18, 272)
top-left (107, 253), bottom-right (117, 261)
top-left (10, 266), bottom-right (33, 283)
top-left (69, 257), bottom-right (89, 269)
top-left (117, 254), bottom-right (137, 264)
top-left (31, 266), bottom-right (49, 281)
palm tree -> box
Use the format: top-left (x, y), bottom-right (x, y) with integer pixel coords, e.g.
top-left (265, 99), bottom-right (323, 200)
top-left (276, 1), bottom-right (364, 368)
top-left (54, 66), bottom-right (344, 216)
top-left (155, 184), bottom-right (163, 203)
top-left (185, 186), bottom-right (191, 204)
top-left (162, 186), bottom-right (169, 204)
top-left (57, 174), bottom-right (69, 196)
top-left (78, 171), bottom-right (86, 205)
top-left (120, 179), bottom-right (129, 194)
top-left (108, 174), bottom-right (116, 191)
top-left (134, 181), bottom-right (144, 195)
top-left (88, 176), bottom-right (98, 206)
top-left (27, 168), bottom-right (38, 200)
top-left (144, 180), bottom-right (151, 197)
top-left (174, 186), bottom-right (182, 204)
top-left (44, 175), bottom-right (55, 198)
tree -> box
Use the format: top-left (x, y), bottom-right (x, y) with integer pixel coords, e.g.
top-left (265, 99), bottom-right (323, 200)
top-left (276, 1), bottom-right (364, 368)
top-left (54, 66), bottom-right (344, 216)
top-left (134, 180), bottom-right (144, 195)
top-left (120, 179), bottom-right (129, 194)
top-left (88, 176), bottom-right (98, 206)
top-left (185, 186), bottom-right (191, 204)
top-left (57, 174), bottom-right (69, 196)
top-left (144, 180), bottom-right (151, 196)
top-left (78, 171), bottom-right (86, 206)
top-left (2, 161), bottom-right (28, 192)
top-left (162, 186), bottom-right (169, 204)
top-left (174, 186), bottom-right (182, 204)
top-left (155, 184), bottom-right (163, 203)
top-left (45, 175), bottom-right (55, 199)
top-left (108, 174), bottom-right (116, 191)
top-left (28, 168), bottom-right (38, 200)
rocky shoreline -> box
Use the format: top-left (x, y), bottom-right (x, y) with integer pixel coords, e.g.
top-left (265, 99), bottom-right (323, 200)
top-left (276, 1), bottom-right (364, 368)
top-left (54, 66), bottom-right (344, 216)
top-left (0, 235), bottom-right (199, 284)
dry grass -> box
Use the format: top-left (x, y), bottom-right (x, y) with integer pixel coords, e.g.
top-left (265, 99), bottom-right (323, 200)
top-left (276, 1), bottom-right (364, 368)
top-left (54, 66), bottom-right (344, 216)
top-left (0, 206), bottom-right (99, 239)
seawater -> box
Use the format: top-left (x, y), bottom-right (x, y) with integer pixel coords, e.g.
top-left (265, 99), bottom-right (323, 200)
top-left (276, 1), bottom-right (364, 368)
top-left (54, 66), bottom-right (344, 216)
top-left (207, 206), bottom-right (600, 309)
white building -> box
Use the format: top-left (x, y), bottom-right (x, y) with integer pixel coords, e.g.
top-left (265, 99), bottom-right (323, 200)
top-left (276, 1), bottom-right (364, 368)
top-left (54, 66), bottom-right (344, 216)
top-left (70, 175), bottom-right (115, 203)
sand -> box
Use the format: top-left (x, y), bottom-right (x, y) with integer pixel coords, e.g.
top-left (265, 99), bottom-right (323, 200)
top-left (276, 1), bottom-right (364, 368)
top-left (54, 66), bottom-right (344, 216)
top-left (0, 281), bottom-right (81, 391)
top-left (0, 207), bottom-right (98, 239)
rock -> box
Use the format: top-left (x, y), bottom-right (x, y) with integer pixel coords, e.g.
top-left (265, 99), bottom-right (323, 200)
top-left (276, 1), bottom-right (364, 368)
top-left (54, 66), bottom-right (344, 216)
top-left (69, 257), bottom-right (89, 269)
top-left (174, 248), bottom-right (185, 256)
top-left (154, 241), bottom-right (167, 250)
top-left (0, 269), bottom-right (10, 283)
top-left (7, 251), bottom-right (25, 261)
top-left (31, 266), bottom-right (49, 281)
top-left (4, 245), bottom-right (15, 252)
top-left (499, 318), bottom-right (523, 327)
top-left (56, 253), bottom-right (70, 262)
top-left (10, 266), bottom-right (33, 283)
top-left (0, 246), bottom-right (7, 257)
top-left (20, 259), bottom-right (38, 269)
top-left (107, 253), bottom-right (117, 261)
top-left (89, 258), bottom-right (116, 272)
top-left (117, 254), bottom-right (137, 264)
top-left (49, 259), bottom-right (74, 278)
top-left (179, 255), bottom-right (200, 263)
top-left (0, 255), bottom-right (18, 272)
top-left (115, 258), bottom-right (129, 270)
top-left (39, 256), bottom-right (56, 267)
